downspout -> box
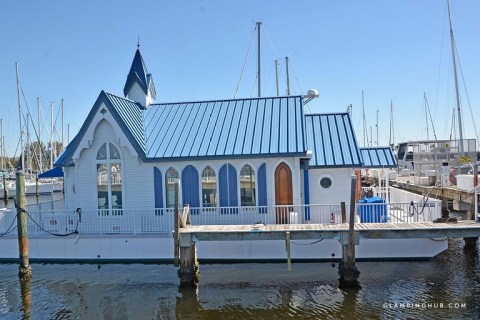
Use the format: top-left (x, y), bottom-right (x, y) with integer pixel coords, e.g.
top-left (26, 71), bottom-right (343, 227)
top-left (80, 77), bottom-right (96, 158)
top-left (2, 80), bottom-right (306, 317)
top-left (302, 151), bottom-right (313, 221)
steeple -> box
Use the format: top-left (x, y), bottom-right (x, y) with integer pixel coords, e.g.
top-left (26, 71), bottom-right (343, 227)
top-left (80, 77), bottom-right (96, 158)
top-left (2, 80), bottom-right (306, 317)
top-left (123, 45), bottom-right (156, 108)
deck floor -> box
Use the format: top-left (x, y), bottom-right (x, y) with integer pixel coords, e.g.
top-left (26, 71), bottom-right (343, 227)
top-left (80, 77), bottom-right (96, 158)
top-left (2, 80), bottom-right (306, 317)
top-left (180, 221), bottom-right (480, 241)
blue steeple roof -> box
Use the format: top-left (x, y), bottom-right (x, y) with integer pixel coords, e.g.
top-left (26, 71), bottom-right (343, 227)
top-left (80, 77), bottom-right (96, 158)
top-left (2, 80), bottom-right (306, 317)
top-left (123, 48), bottom-right (156, 99)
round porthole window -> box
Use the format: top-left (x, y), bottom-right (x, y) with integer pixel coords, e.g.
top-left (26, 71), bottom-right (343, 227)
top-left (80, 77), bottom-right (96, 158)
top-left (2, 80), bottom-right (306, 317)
top-left (320, 177), bottom-right (332, 189)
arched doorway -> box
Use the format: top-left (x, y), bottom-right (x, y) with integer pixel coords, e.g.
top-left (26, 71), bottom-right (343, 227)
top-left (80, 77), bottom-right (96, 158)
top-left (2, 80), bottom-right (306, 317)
top-left (275, 162), bottom-right (293, 224)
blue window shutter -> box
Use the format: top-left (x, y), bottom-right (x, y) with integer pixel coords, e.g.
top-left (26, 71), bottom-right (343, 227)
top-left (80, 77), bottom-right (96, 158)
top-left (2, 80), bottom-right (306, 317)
top-left (219, 164), bottom-right (229, 207)
top-left (153, 167), bottom-right (163, 214)
top-left (228, 164), bottom-right (238, 207)
top-left (258, 163), bottom-right (267, 213)
top-left (219, 163), bottom-right (237, 214)
top-left (182, 165), bottom-right (200, 209)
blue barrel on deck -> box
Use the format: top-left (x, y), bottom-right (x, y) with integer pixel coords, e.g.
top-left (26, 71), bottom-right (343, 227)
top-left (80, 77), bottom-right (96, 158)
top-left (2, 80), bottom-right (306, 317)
top-left (358, 196), bottom-right (388, 223)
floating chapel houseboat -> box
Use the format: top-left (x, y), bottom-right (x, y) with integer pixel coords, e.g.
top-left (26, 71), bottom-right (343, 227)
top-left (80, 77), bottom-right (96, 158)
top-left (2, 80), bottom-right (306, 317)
top-left (0, 48), bottom-right (447, 262)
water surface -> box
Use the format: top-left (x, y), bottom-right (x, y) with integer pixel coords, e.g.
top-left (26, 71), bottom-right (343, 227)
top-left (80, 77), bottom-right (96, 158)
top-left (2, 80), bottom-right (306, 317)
top-left (0, 238), bottom-right (478, 319)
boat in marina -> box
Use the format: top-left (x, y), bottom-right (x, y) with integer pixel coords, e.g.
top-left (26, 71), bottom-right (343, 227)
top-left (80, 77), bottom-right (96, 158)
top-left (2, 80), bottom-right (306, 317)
top-left (0, 45), bottom-right (454, 263)
top-left (0, 181), bottom-right (15, 199)
top-left (25, 181), bottom-right (54, 195)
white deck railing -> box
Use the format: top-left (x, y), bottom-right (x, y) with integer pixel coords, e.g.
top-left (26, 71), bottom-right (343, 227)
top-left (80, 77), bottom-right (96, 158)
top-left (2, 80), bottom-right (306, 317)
top-left (0, 200), bottom-right (442, 237)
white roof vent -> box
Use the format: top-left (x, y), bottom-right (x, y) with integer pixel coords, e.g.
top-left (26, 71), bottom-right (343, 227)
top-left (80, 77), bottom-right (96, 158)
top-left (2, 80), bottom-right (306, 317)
top-left (304, 89), bottom-right (319, 105)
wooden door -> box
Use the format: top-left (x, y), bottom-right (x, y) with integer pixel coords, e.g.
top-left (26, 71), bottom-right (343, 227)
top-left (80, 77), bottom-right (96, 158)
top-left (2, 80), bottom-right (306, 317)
top-left (275, 162), bottom-right (293, 224)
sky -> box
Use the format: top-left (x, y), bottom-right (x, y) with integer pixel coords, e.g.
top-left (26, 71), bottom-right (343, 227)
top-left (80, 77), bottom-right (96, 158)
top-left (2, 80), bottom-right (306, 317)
top-left (0, 0), bottom-right (479, 159)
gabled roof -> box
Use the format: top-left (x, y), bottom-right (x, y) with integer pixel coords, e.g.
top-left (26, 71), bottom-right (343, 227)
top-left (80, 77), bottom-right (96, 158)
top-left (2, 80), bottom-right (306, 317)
top-left (144, 96), bottom-right (307, 160)
top-left (360, 147), bottom-right (397, 168)
top-left (56, 94), bottom-right (308, 166)
top-left (123, 48), bottom-right (156, 99)
top-left (305, 113), bottom-right (363, 168)
top-left (55, 91), bottom-right (146, 167)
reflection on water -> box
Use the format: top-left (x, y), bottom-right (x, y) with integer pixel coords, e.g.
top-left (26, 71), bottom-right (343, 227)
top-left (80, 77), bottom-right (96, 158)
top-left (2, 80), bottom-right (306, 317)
top-left (0, 238), bottom-right (478, 319)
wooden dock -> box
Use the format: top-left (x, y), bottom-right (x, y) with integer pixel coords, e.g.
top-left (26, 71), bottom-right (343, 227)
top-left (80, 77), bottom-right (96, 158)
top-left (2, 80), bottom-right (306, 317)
top-left (395, 181), bottom-right (477, 207)
top-left (174, 204), bottom-right (480, 288)
top-left (179, 221), bottom-right (480, 241)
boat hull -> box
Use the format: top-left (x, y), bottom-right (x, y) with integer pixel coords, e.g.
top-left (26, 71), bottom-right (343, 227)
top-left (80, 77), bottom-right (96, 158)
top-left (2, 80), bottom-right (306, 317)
top-left (25, 183), bottom-right (54, 195)
top-left (0, 235), bottom-right (448, 262)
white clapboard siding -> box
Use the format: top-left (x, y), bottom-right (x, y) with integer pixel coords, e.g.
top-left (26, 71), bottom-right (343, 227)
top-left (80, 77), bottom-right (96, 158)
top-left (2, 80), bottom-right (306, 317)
top-left (309, 168), bottom-right (353, 205)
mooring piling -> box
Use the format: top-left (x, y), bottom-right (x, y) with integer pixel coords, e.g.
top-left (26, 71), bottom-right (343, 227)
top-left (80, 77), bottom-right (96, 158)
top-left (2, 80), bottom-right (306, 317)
top-left (176, 204), bottom-right (199, 287)
top-left (338, 175), bottom-right (360, 288)
top-left (2, 173), bottom-right (8, 201)
top-left (285, 231), bottom-right (291, 271)
top-left (16, 170), bottom-right (31, 278)
top-left (19, 274), bottom-right (32, 318)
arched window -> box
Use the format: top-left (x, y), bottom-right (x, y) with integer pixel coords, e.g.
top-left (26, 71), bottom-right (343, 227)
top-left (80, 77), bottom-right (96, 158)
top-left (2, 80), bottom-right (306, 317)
top-left (201, 166), bottom-right (217, 208)
top-left (96, 142), bottom-right (123, 214)
top-left (165, 167), bottom-right (180, 208)
top-left (240, 164), bottom-right (256, 206)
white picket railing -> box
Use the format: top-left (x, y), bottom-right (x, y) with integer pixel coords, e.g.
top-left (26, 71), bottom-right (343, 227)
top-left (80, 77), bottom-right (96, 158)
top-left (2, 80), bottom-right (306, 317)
top-left (0, 200), bottom-right (443, 237)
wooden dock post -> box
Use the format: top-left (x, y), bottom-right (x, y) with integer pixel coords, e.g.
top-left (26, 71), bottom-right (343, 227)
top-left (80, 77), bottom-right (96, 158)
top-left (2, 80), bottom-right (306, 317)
top-left (285, 231), bottom-right (291, 271)
top-left (19, 274), bottom-right (32, 318)
top-left (2, 173), bottom-right (8, 202)
top-left (173, 183), bottom-right (180, 267)
top-left (178, 234), bottom-right (199, 287)
top-left (341, 202), bottom-right (346, 223)
top-left (464, 163), bottom-right (479, 249)
top-left (338, 175), bottom-right (360, 288)
top-left (16, 170), bottom-right (32, 278)
top-left (177, 205), bottom-right (199, 287)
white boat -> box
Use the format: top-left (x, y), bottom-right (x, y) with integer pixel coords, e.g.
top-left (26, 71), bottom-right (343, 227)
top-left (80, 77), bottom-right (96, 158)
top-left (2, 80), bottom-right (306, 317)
top-left (0, 181), bottom-right (16, 199)
top-left (25, 181), bottom-right (54, 195)
top-left (0, 46), bottom-right (453, 263)
top-left (0, 187), bottom-right (449, 262)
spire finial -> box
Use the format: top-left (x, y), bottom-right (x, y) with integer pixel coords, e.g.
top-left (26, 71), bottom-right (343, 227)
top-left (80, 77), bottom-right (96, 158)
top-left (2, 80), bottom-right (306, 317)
top-left (137, 36), bottom-right (140, 49)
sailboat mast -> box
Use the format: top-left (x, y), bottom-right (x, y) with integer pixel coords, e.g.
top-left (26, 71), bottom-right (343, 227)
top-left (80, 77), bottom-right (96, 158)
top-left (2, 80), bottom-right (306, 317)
top-left (389, 100), bottom-right (394, 146)
top-left (256, 21), bottom-right (262, 98)
top-left (448, 0), bottom-right (464, 154)
top-left (274, 60), bottom-right (279, 96)
top-left (376, 109), bottom-right (379, 146)
top-left (37, 97), bottom-right (42, 173)
top-left (285, 57), bottom-right (290, 96)
top-left (61, 98), bottom-right (64, 153)
top-left (362, 90), bottom-right (366, 147)
top-left (50, 102), bottom-right (53, 169)
top-left (424, 92), bottom-right (429, 140)
top-left (27, 113), bottom-right (30, 172)
top-left (16, 62), bottom-right (24, 171)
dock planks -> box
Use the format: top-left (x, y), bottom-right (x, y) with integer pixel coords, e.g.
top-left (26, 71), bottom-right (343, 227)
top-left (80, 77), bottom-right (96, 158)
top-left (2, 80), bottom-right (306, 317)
top-left (179, 221), bottom-right (480, 242)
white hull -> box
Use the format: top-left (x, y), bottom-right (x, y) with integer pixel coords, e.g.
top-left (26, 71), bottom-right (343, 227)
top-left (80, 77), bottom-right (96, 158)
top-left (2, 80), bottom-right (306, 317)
top-left (0, 235), bottom-right (448, 262)
top-left (25, 182), bottom-right (54, 195)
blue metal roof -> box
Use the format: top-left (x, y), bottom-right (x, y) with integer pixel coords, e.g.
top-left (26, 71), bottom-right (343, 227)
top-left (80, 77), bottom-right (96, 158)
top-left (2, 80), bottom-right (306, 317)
top-left (38, 167), bottom-right (63, 178)
top-left (144, 96), bottom-right (307, 160)
top-left (123, 48), bottom-right (156, 99)
top-left (360, 147), bottom-right (397, 168)
top-left (105, 93), bottom-right (146, 154)
top-left (305, 113), bottom-right (363, 168)
top-left (56, 93), bottom-right (307, 166)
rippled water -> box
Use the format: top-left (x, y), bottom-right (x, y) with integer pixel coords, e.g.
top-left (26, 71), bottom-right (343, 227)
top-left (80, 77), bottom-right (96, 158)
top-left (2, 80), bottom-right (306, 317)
top-left (0, 238), bottom-right (479, 319)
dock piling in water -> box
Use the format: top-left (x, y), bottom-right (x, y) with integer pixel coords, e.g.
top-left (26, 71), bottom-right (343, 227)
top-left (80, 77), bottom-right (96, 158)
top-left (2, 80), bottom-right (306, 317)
top-left (2, 174), bottom-right (8, 202)
top-left (177, 204), bottom-right (199, 287)
top-left (16, 170), bottom-right (31, 278)
top-left (286, 231), bottom-right (291, 271)
top-left (339, 175), bottom-right (360, 288)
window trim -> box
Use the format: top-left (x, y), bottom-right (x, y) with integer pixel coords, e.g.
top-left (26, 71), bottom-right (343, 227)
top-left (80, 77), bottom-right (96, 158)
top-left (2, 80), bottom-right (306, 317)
top-left (317, 173), bottom-right (335, 192)
top-left (96, 142), bottom-right (124, 212)
top-left (201, 165), bottom-right (218, 208)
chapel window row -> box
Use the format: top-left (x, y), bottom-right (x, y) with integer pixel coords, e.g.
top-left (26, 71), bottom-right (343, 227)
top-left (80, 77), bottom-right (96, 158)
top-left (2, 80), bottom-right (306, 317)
top-left (156, 163), bottom-right (266, 210)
